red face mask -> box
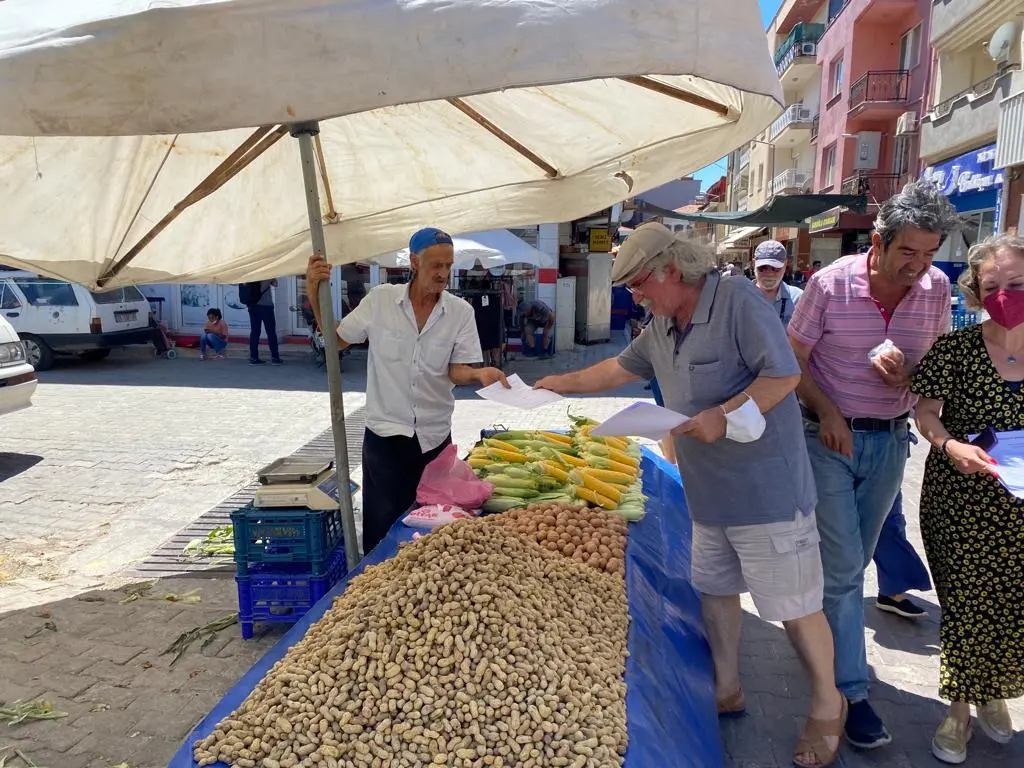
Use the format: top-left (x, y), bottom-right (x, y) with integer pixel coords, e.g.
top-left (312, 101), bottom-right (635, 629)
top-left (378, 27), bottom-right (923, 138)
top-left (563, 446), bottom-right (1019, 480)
top-left (983, 289), bottom-right (1024, 330)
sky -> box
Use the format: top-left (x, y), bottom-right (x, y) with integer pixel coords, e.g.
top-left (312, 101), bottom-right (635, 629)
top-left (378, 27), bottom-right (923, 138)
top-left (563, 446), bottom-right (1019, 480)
top-left (690, 0), bottom-right (784, 191)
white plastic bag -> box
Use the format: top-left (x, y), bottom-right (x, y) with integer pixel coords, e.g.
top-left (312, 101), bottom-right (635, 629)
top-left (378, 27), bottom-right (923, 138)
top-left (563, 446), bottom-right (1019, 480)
top-left (402, 504), bottom-right (478, 530)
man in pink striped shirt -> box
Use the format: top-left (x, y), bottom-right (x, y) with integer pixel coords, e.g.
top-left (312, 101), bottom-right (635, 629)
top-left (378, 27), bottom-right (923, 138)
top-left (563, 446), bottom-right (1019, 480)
top-left (788, 181), bottom-right (958, 750)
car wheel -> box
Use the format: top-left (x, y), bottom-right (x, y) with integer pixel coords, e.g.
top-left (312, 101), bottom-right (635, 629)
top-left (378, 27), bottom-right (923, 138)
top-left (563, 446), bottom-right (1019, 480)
top-left (20, 334), bottom-right (54, 371)
top-left (79, 349), bottom-right (112, 362)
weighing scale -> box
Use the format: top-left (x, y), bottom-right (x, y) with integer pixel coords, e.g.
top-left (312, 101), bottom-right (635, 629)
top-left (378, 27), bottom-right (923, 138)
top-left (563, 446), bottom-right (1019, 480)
top-left (253, 457), bottom-right (359, 511)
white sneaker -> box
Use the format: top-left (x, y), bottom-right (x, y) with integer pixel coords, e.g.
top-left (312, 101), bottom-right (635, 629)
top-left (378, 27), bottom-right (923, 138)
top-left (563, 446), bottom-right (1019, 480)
top-left (977, 700), bottom-right (1014, 744)
top-left (198, 354), bottom-right (206, 361)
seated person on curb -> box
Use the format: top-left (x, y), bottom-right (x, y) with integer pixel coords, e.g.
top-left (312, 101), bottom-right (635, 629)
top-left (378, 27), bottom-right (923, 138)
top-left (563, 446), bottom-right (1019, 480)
top-left (199, 308), bottom-right (228, 360)
top-left (519, 299), bottom-right (555, 357)
top-left (305, 227), bottom-right (508, 556)
top-left (534, 222), bottom-right (846, 768)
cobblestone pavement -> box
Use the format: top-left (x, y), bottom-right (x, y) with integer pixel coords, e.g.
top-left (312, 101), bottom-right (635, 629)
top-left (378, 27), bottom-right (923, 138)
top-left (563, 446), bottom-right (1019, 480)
top-left (0, 339), bottom-right (1021, 767)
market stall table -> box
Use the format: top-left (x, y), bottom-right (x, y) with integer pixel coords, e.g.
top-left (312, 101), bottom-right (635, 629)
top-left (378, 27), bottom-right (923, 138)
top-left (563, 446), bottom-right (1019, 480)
top-left (169, 450), bottom-right (721, 768)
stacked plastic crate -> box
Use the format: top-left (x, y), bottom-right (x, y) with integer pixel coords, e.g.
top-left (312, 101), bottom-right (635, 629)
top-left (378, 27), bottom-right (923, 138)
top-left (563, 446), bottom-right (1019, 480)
top-left (230, 506), bottom-right (348, 639)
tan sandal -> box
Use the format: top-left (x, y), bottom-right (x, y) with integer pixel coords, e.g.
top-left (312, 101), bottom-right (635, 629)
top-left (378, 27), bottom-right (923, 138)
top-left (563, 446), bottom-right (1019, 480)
top-left (716, 688), bottom-right (746, 719)
top-left (793, 695), bottom-right (848, 768)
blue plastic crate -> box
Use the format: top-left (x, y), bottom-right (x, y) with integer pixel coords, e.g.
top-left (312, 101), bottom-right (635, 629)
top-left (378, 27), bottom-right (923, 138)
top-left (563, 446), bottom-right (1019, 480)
top-left (230, 505), bottom-right (344, 575)
top-left (236, 542), bottom-right (348, 639)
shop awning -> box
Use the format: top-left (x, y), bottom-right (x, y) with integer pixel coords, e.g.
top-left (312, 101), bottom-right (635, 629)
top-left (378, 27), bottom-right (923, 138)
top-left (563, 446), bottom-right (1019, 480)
top-left (637, 194), bottom-right (867, 227)
top-left (717, 225), bottom-right (765, 249)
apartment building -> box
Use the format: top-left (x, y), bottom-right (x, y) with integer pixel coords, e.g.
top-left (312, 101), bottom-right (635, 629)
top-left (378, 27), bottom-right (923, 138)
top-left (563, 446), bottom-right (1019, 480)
top-left (810, 0), bottom-right (934, 264)
top-left (720, 0), bottom-right (829, 265)
top-left (921, 0), bottom-right (1023, 274)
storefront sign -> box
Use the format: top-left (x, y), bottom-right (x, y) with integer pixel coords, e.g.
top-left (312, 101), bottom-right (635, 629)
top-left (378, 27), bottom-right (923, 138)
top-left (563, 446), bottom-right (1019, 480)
top-left (808, 209), bottom-right (841, 234)
top-left (588, 228), bottom-right (612, 252)
top-left (921, 144), bottom-right (1004, 199)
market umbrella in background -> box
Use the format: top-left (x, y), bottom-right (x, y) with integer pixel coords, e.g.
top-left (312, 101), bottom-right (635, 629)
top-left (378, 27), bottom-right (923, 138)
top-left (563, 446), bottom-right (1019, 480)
top-left (372, 230), bottom-right (556, 270)
top-left (0, 0), bottom-right (783, 569)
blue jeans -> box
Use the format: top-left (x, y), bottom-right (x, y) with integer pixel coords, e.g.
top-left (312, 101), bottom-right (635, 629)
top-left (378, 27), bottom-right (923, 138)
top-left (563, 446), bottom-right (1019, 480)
top-left (650, 377), bottom-right (665, 407)
top-left (804, 419), bottom-right (910, 702)
top-left (199, 332), bottom-right (226, 355)
top-left (247, 304), bottom-right (280, 361)
top-left (873, 490), bottom-right (932, 596)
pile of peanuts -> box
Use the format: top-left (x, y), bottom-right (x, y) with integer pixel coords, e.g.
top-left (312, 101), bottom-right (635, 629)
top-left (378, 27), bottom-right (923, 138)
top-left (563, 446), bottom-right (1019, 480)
top-left (193, 518), bottom-right (629, 768)
top-left (493, 503), bottom-right (627, 577)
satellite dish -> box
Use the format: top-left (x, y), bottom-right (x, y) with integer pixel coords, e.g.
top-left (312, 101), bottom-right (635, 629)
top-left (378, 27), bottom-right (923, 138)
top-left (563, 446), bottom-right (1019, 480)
top-left (987, 20), bottom-right (1019, 62)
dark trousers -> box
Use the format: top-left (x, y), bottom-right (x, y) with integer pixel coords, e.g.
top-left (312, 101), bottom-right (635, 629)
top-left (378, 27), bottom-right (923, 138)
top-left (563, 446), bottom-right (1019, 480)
top-left (247, 304), bottom-right (280, 361)
top-left (873, 490), bottom-right (932, 596)
top-left (361, 429), bottom-right (451, 555)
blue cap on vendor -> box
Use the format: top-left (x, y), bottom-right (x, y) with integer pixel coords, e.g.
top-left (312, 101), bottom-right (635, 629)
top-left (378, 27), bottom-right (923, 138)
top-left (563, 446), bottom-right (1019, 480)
top-left (409, 227), bottom-right (454, 254)
top-left (407, 227), bottom-right (456, 294)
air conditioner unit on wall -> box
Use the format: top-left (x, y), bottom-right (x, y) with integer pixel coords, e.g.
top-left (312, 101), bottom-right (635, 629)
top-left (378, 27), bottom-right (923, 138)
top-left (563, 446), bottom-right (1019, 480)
top-left (896, 111), bottom-right (918, 136)
top-left (800, 42), bottom-right (817, 56)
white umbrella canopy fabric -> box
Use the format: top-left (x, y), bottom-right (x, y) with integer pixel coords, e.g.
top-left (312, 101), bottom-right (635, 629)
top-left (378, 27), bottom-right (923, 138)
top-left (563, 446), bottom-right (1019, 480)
top-left (372, 230), bottom-right (556, 270)
top-left (0, 0), bottom-right (783, 289)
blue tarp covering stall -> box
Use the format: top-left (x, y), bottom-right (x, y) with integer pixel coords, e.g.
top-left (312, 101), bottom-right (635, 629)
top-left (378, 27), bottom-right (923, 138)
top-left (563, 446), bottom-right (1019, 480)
top-left (169, 450), bottom-right (722, 768)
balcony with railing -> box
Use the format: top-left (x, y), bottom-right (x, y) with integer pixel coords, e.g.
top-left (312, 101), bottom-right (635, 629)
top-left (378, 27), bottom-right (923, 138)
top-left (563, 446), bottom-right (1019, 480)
top-left (770, 168), bottom-right (811, 196)
top-left (774, 22), bottom-right (825, 79)
top-left (921, 65), bottom-right (1018, 162)
top-left (769, 103), bottom-right (816, 142)
top-left (810, 115), bottom-right (819, 142)
top-left (841, 171), bottom-right (900, 204)
top-left (738, 148), bottom-right (750, 169)
top-left (848, 70), bottom-right (909, 115)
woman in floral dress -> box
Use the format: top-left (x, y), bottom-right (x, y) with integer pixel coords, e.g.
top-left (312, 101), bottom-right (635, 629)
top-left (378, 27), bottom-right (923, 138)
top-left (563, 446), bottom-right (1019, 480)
top-left (911, 233), bottom-right (1024, 763)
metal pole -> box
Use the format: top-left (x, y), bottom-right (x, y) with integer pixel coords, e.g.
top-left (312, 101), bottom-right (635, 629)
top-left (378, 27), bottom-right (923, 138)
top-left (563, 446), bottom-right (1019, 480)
top-left (291, 121), bottom-right (361, 572)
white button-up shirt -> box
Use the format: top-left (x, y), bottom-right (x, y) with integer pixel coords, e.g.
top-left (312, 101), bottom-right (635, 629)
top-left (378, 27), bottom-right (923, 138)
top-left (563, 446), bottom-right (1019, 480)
top-left (338, 284), bottom-right (482, 451)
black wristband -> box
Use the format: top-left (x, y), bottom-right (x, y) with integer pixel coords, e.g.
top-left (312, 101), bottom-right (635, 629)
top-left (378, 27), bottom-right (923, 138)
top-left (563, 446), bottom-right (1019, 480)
top-left (939, 437), bottom-right (955, 456)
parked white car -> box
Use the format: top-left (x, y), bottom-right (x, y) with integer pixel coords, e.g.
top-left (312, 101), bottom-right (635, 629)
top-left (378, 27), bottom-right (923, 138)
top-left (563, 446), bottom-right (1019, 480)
top-left (0, 314), bottom-right (36, 416)
top-left (0, 271), bottom-right (155, 370)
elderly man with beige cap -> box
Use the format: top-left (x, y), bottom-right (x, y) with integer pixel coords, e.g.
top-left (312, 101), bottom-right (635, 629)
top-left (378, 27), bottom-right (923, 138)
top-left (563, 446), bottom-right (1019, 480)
top-left (535, 221), bottom-right (846, 767)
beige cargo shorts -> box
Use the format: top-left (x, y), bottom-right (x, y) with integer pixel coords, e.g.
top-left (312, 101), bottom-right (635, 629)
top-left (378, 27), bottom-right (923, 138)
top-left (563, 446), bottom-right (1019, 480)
top-left (690, 510), bottom-right (824, 622)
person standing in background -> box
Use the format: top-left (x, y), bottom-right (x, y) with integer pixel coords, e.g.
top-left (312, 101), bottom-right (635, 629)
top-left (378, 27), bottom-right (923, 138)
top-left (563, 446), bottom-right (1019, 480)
top-left (520, 299), bottom-right (555, 358)
top-left (241, 279), bottom-right (283, 366)
top-left (753, 240), bottom-right (803, 326)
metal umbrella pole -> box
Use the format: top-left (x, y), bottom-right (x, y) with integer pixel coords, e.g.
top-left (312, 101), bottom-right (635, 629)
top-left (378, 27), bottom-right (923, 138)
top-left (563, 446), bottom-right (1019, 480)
top-left (291, 121), bottom-right (361, 572)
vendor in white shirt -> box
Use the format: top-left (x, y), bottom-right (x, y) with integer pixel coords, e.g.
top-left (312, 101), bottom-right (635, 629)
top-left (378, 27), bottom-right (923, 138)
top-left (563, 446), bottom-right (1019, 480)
top-left (306, 228), bottom-right (507, 555)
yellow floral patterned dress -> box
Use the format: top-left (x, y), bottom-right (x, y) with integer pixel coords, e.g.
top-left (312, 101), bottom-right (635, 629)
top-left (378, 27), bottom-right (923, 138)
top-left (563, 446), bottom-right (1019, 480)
top-left (911, 324), bottom-right (1024, 703)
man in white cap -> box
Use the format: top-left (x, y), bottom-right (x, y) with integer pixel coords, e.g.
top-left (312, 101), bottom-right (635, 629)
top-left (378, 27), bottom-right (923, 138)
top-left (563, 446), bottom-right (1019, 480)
top-left (754, 240), bottom-right (803, 327)
top-left (535, 221), bottom-right (846, 767)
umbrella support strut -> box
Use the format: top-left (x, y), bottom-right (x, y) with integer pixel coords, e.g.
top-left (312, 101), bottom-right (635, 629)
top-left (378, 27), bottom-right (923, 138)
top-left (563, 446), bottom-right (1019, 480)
top-left (291, 121), bottom-right (361, 573)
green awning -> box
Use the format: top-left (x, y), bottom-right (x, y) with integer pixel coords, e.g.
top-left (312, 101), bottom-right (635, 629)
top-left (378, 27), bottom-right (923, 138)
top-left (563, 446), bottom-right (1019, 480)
top-left (639, 194), bottom-right (867, 227)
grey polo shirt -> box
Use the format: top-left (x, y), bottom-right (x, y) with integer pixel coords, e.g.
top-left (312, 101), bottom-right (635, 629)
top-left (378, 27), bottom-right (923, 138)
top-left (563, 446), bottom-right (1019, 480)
top-left (618, 271), bottom-right (816, 527)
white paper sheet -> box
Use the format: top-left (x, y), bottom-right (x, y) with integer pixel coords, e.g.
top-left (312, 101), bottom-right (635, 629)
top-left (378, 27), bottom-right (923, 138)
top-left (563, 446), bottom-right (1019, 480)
top-left (476, 374), bottom-right (563, 410)
top-left (981, 429), bottom-right (1024, 500)
top-left (590, 402), bottom-right (691, 440)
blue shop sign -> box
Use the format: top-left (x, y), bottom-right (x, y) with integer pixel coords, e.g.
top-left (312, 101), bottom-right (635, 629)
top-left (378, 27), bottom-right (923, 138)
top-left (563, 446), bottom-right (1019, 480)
top-left (921, 144), bottom-right (1004, 213)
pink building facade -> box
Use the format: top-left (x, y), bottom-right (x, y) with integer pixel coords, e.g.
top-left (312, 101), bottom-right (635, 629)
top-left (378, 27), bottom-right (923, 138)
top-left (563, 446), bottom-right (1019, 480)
top-left (811, 0), bottom-right (933, 251)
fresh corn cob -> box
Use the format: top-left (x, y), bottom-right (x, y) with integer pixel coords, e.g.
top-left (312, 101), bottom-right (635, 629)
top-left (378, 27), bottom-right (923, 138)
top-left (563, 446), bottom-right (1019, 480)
top-left (540, 461), bottom-right (570, 483)
top-left (573, 485), bottom-right (618, 510)
top-left (481, 496), bottom-right (528, 513)
top-left (484, 438), bottom-right (524, 454)
top-left (582, 454), bottom-right (639, 478)
top-left (540, 431), bottom-right (573, 445)
top-left (486, 448), bottom-right (530, 463)
top-left (570, 471), bottom-right (623, 504)
top-left (487, 475), bottom-right (539, 490)
top-left (495, 464), bottom-right (541, 479)
top-left (585, 443), bottom-right (641, 469)
top-left (580, 467), bottom-right (635, 487)
top-left (585, 434), bottom-right (631, 452)
top-left (468, 456), bottom-right (492, 469)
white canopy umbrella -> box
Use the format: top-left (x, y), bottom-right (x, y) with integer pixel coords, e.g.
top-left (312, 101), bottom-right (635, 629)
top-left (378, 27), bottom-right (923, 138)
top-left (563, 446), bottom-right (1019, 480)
top-left (0, 0), bottom-right (783, 568)
top-left (373, 230), bottom-right (556, 270)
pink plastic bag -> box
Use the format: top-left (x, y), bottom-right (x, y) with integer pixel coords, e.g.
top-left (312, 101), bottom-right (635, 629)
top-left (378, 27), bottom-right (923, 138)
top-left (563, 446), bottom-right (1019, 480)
top-left (416, 444), bottom-right (494, 509)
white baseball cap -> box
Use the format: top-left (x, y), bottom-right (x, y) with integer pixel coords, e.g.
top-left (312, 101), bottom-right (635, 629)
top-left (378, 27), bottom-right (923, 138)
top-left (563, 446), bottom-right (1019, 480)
top-left (610, 221), bottom-right (678, 285)
top-left (753, 240), bottom-right (788, 269)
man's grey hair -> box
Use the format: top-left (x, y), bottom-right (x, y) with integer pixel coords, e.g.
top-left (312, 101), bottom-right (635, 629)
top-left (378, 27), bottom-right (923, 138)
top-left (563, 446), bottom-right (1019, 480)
top-left (648, 237), bottom-right (717, 285)
top-left (873, 180), bottom-right (959, 249)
